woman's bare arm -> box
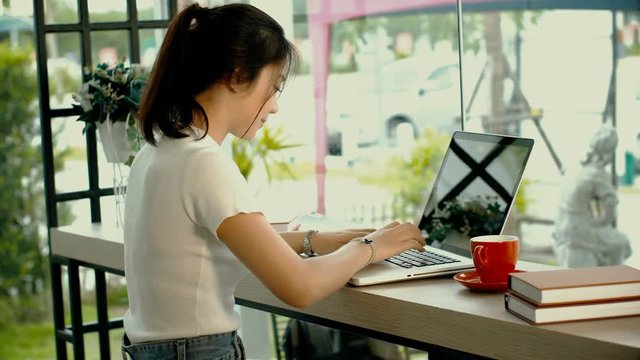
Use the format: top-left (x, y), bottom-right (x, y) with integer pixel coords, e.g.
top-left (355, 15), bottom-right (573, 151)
top-left (279, 229), bottom-right (376, 255)
top-left (217, 213), bottom-right (423, 308)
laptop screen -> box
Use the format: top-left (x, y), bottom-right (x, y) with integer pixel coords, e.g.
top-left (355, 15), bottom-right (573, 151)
top-left (417, 131), bottom-right (534, 257)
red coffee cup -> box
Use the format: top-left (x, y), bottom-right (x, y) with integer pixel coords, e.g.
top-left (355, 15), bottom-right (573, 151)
top-left (470, 235), bottom-right (519, 284)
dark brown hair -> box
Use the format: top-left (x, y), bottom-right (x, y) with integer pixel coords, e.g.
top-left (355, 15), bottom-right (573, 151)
top-left (138, 3), bottom-right (298, 145)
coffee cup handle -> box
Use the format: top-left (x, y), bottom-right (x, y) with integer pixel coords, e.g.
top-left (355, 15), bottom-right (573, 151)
top-left (473, 245), bottom-right (488, 270)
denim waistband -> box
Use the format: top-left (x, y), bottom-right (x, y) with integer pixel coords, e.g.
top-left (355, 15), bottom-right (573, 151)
top-left (122, 331), bottom-right (244, 360)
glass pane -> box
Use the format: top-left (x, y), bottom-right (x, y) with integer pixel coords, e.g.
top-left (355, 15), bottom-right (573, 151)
top-left (140, 28), bottom-right (167, 67)
top-left (223, 2), bottom-right (466, 228)
top-left (46, 32), bottom-right (82, 109)
top-left (138, 0), bottom-right (170, 20)
top-left (66, 343), bottom-right (73, 357)
top-left (110, 328), bottom-right (127, 355)
top-left (319, 9), bottom-right (463, 227)
top-left (106, 273), bottom-right (128, 318)
top-left (100, 195), bottom-right (128, 229)
top-left (53, 117), bottom-right (89, 193)
top-left (87, 0), bottom-right (128, 23)
top-left (91, 30), bottom-right (130, 65)
top-left (83, 333), bottom-right (99, 355)
top-left (459, 6), bottom-right (640, 269)
top-left (615, 11), bottom-right (640, 269)
top-left (56, 199), bottom-right (88, 227)
top-left (44, 0), bottom-right (79, 24)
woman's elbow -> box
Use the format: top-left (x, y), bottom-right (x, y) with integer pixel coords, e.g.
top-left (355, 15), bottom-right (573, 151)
top-left (273, 282), bottom-right (321, 309)
top-left (282, 295), bottom-right (314, 309)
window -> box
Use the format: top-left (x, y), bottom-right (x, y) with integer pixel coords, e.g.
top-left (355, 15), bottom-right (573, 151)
top-left (459, 3), bottom-right (640, 268)
top-left (34, 1), bottom-right (178, 358)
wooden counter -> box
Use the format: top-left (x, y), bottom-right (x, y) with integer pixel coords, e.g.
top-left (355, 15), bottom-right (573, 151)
top-left (51, 224), bottom-right (640, 360)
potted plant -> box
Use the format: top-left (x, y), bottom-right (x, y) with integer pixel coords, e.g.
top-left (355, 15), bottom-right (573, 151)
top-left (73, 62), bottom-right (147, 164)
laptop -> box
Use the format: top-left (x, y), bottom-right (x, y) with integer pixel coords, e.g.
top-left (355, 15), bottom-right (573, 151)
top-left (349, 131), bottom-right (534, 286)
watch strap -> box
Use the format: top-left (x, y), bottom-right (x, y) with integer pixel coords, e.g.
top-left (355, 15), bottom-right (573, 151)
top-left (302, 229), bottom-right (318, 257)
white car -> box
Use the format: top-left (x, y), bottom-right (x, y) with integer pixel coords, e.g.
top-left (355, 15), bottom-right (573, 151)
top-left (327, 59), bottom-right (484, 153)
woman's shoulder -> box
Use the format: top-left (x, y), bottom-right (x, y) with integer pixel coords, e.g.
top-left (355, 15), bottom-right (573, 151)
top-left (156, 134), bottom-right (223, 159)
top-left (184, 145), bottom-right (242, 179)
top-left (181, 146), bottom-right (249, 199)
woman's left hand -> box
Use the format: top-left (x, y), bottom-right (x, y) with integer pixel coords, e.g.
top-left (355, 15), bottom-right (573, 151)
top-left (312, 228), bottom-right (376, 255)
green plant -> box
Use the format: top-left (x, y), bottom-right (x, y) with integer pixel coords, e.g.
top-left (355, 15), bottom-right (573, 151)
top-left (106, 283), bottom-right (129, 307)
top-left (357, 129), bottom-right (450, 220)
top-left (0, 43), bottom-right (75, 330)
top-left (0, 298), bottom-right (17, 329)
top-left (73, 62), bottom-right (147, 129)
top-left (626, 42), bottom-right (640, 56)
top-left (513, 178), bottom-right (532, 214)
top-left (232, 126), bottom-right (301, 181)
top-left (0, 44), bottom-right (45, 303)
top-left (423, 195), bottom-right (505, 244)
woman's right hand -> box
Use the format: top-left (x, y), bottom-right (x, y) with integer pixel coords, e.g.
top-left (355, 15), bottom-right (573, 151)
top-left (362, 221), bottom-right (425, 263)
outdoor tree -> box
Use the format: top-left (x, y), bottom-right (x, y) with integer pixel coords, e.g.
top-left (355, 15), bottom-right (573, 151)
top-left (0, 43), bottom-right (44, 320)
top-left (0, 43), bottom-right (70, 326)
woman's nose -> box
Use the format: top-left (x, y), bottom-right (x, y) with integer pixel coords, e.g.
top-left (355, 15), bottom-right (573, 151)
top-left (270, 96), bottom-right (279, 114)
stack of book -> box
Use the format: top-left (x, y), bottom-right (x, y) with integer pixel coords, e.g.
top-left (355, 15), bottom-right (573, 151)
top-left (504, 265), bottom-right (640, 325)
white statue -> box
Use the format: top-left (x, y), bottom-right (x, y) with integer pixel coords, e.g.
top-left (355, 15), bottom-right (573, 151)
top-left (553, 125), bottom-right (632, 268)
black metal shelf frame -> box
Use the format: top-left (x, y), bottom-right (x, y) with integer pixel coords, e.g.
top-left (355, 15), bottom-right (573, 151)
top-left (33, 0), bottom-right (177, 359)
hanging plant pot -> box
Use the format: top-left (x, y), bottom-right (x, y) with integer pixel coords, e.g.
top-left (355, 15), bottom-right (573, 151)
top-left (96, 119), bottom-right (131, 163)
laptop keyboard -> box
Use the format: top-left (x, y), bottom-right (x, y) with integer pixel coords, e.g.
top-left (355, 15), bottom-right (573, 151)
top-left (385, 249), bottom-right (461, 268)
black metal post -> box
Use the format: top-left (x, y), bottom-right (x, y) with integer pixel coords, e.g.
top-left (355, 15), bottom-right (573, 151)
top-left (95, 270), bottom-right (110, 359)
top-left (128, 0), bottom-right (141, 63)
top-left (33, 0), bottom-right (66, 357)
top-left (51, 262), bottom-right (68, 359)
top-left (77, 0), bottom-right (103, 224)
top-left (67, 260), bottom-right (85, 359)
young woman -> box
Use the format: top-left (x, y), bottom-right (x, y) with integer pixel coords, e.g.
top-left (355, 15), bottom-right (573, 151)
top-left (122, 3), bottom-right (425, 359)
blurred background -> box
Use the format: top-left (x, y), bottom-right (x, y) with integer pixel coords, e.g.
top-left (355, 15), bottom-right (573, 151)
top-left (0, 0), bottom-right (638, 358)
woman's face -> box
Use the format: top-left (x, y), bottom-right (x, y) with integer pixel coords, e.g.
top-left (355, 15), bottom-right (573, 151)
top-left (230, 64), bottom-right (283, 140)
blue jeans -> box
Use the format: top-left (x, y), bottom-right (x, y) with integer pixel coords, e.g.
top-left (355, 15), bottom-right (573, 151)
top-left (121, 331), bottom-right (245, 360)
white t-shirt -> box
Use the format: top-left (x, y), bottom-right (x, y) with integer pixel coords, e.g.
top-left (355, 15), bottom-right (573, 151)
top-left (123, 132), bottom-right (259, 343)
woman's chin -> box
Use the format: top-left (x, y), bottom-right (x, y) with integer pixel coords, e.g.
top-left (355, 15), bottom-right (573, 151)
top-left (245, 130), bottom-right (260, 140)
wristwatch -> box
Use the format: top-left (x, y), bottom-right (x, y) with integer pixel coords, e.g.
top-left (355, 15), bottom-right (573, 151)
top-left (302, 229), bottom-right (318, 257)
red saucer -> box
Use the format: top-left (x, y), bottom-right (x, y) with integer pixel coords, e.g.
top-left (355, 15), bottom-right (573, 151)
top-left (454, 270), bottom-right (524, 292)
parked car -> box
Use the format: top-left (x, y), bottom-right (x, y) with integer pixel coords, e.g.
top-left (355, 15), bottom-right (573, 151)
top-left (326, 58), bottom-right (485, 153)
top-left (379, 62), bottom-right (463, 142)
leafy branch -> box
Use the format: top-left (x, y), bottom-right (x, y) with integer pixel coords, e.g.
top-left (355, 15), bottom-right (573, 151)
top-left (232, 126), bottom-right (302, 182)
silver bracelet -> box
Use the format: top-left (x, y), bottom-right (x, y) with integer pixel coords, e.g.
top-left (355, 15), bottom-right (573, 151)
top-left (302, 229), bottom-right (318, 257)
top-left (350, 237), bottom-right (375, 266)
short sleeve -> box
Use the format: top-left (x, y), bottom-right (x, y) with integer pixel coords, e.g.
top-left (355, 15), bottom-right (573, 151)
top-left (181, 149), bottom-right (260, 235)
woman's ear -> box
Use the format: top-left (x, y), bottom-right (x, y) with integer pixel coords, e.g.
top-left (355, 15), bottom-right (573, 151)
top-left (228, 68), bottom-right (247, 93)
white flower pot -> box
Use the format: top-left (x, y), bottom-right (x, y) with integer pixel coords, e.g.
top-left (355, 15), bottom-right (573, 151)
top-left (97, 120), bottom-right (131, 163)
